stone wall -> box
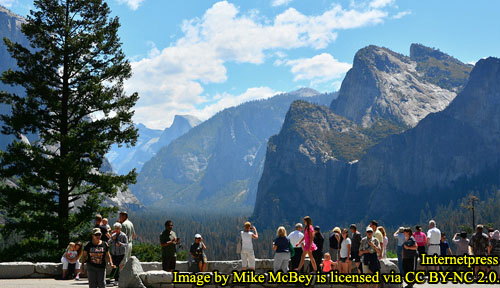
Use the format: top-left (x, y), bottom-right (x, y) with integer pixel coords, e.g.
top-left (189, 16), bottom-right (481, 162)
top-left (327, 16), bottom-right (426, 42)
top-left (0, 258), bottom-right (399, 279)
top-left (139, 259), bottom-right (400, 288)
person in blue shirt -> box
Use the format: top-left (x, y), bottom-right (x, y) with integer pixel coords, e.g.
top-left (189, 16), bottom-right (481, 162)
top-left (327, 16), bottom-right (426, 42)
top-left (273, 226), bottom-right (291, 273)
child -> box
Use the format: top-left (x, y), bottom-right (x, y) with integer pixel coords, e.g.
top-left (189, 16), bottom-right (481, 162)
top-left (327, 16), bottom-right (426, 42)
top-left (320, 252), bottom-right (337, 273)
top-left (61, 242), bottom-right (82, 279)
top-left (101, 218), bottom-right (111, 233)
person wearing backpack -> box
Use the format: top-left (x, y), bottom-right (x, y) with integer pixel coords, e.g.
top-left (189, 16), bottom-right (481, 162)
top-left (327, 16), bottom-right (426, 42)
top-left (287, 223), bottom-right (303, 272)
top-left (329, 227), bottom-right (342, 262)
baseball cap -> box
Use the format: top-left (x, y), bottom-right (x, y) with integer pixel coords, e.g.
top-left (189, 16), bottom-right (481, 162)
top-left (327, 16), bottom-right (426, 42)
top-left (92, 228), bottom-right (102, 235)
top-left (195, 234), bottom-right (202, 239)
top-left (366, 227), bottom-right (373, 232)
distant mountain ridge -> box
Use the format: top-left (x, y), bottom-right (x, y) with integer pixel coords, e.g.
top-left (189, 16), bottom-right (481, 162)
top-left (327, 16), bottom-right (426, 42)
top-left (131, 89), bottom-right (337, 209)
top-left (253, 44), bottom-right (477, 228)
top-left (107, 115), bottom-right (201, 175)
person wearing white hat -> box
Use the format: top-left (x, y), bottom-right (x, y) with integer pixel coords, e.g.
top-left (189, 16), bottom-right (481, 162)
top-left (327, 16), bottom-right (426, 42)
top-left (190, 234), bottom-right (207, 272)
top-left (109, 222), bottom-right (128, 286)
top-left (359, 226), bottom-right (381, 288)
top-left (81, 228), bottom-right (115, 288)
top-left (393, 227), bottom-right (405, 273)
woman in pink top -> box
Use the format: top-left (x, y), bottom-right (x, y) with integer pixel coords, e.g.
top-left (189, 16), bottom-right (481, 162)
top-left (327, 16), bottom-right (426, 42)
top-left (296, 216), bottom-right (318, 272)
top-left (413, 225), bottom-right (427, 269)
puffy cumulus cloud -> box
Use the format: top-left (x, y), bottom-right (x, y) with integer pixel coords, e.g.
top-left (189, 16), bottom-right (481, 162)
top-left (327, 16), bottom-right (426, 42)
top-left (133, 87), bottom-right (278, 129)
top-left (283, 53), bottom-right (352, 85)
top-left (272, 0), bottom-right (293, 7)
top-left (128, 1), bottom-right (393, 128)
top-left (392, 10), bottom-right (411, 19)
top-left (116, 0), bottom-right (145, 11)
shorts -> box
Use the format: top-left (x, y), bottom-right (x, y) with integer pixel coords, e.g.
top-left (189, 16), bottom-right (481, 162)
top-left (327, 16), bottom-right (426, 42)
top-left (350, 251), bottom-right (360, 262)
top-left (427, 245), bottom-right (440, 256)
top-left (241, 249), bottom-right (255, 269)
top-left (340, 257), bottom-right (348, 263)
top-left (162, 256), bottom-right (176, 271)
top-left (194, 256), bottom-right (208, 264)
top-left (61, 257), bottom-right (81, 270)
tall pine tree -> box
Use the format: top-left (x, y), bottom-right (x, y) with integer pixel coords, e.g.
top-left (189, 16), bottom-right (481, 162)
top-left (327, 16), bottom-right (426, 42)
top-left (0, 0), bottom-right (138, 260)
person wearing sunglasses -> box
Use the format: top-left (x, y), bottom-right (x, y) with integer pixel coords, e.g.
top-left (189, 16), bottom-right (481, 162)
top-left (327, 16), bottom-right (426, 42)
top-left (81, 228), bottom-right (115, 288)
top-left (359, 227), bottom-right (381, 288)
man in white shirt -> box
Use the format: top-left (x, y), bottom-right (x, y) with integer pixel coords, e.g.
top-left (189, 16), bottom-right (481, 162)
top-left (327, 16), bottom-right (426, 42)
top-left (426, 219), bottom-right (441, 271)
top-left (287, 223), bottom-right (303, 271)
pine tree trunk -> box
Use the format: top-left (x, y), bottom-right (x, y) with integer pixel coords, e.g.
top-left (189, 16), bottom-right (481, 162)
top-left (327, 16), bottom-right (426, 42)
top-left (58, 0), bottom-right (71, 250)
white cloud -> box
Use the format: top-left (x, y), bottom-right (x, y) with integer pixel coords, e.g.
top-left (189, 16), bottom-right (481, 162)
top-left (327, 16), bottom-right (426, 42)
top-left (127, 1), bottom-right (394, 128)
top-left (392, 10), bottom-right (411, 19)
top-left (272, 0), bottom-right (293, 7)
top-left (0, 0), bottom-right (16, 8)
top-left (369, 0), bottom-right (395, 8)
top-left (117, 0), bottom-right (145, 11)
top-left (283, 53), bottom-right (352, 84)
top-left (133, 87), bottom-right (278, 129)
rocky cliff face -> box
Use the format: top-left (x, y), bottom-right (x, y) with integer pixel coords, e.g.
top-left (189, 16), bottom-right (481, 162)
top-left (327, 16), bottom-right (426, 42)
top-left (0, 6), bottom-right (25, 82)
top-left (252, 101), bottom-right (366, 226)
top-left (0, 5), bottom-right (30, 150)
top-left (253, 57), bottom-right (499, 227)
top-left (107, 115), bottom-right (201, 175)
top-left (355, 57), bottom-right (500, 220)
top-left (99, 158), bottom-right (144, 210)
top-left (330, 44), bottom-right (472, 128)
top-left (131, 89), bottom-right (337, 209)
top-left (253, 45), bottom-right (477, 227)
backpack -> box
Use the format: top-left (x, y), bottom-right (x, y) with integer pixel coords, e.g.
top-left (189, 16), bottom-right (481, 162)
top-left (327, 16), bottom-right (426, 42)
top-left (289, 239), bottom-right (295, 258)
top-left (329, 233), bottom-right (340, 249)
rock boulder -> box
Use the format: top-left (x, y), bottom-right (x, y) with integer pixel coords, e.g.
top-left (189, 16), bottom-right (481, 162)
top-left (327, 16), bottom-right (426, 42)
top-left (119, 256), bottom-right (146, 288)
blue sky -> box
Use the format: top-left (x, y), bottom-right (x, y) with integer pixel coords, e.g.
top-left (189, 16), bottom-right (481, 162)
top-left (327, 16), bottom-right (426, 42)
top-left (2, 0), bottom-right (500, 129)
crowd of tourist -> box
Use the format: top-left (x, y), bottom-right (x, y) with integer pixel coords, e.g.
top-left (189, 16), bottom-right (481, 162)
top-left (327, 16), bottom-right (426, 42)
top-left (60, 211), bottom-right (135, 288)
top-left (63, 213), bottom-right (500, 288)
top-left (160, 215), bottom-right (500, 287)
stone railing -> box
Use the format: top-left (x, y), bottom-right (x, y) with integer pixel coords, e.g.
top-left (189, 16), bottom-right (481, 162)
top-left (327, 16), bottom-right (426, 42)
top-left (134, 258), bottom-right (400, 288)
top-left (0, 259), bottom-right (274, 279)
top-left (0, 258), bottom-right (401, 288)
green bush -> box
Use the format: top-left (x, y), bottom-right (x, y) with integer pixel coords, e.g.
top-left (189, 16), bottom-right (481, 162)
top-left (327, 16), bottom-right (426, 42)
top-left (132, 242), bottom-right (187, 262)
